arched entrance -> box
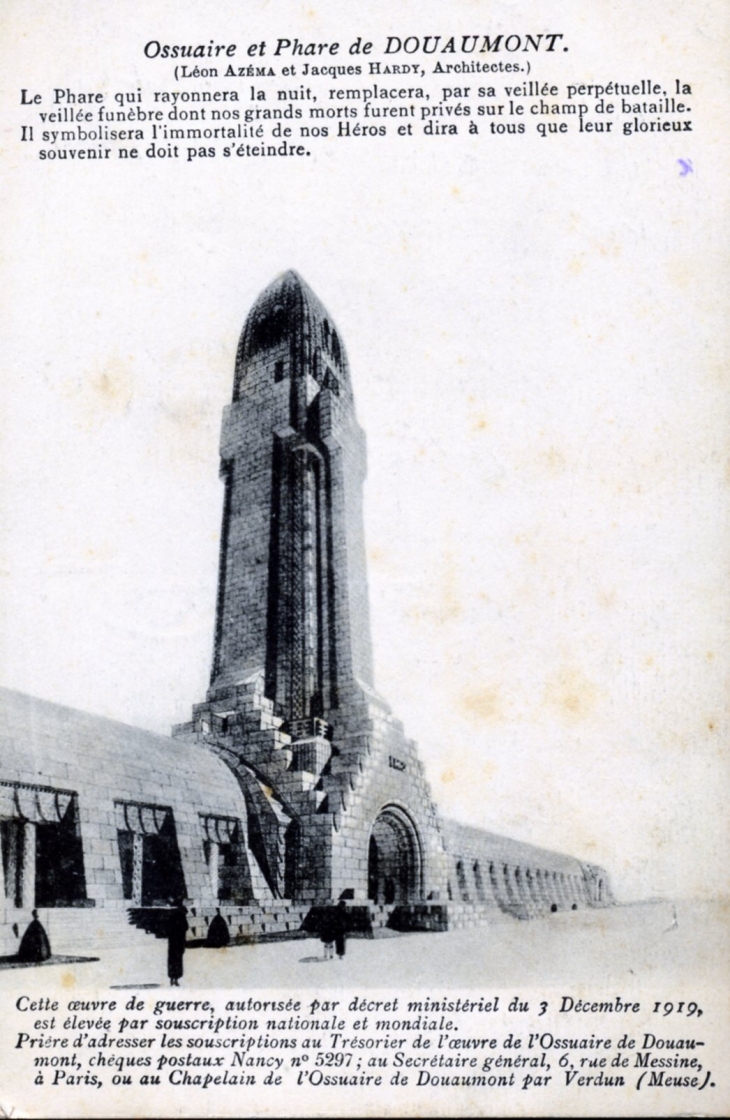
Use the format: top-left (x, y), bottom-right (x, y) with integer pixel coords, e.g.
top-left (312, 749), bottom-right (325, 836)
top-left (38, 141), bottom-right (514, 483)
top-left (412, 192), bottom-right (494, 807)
top-left (367, 806), bottom-right (422, 904)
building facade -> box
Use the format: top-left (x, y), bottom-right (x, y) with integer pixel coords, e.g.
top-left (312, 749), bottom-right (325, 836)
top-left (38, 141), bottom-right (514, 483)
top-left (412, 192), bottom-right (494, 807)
top-left (0, 272), bottom-right (612, 956)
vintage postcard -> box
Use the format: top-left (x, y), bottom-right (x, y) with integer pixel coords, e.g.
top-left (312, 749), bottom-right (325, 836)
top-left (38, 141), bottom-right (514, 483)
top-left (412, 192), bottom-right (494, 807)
top-left (0, 0), bottom-right (728, 1116)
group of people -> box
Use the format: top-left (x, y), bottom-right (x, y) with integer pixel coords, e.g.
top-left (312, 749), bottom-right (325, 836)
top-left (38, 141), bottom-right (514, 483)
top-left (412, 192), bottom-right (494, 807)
top-left (169, 897), bottom-right (350, 982)
top-left (13, 897), bottom-right (350, 984)
top-left (317, 899), bottom-right (349, 961)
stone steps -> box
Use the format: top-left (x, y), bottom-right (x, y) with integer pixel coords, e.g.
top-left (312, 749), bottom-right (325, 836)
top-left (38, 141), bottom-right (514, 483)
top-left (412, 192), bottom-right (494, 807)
top-left (445, 901), bottom-right (500, 929)
top-left (186, 903), bottom-right (311, 944)
top-left (369, 903), bottom-right (397, 929)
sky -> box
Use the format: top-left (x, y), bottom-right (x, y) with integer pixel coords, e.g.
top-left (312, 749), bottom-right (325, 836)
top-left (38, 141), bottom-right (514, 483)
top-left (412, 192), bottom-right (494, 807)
top-left (1, 0), bottom-right (728, 902)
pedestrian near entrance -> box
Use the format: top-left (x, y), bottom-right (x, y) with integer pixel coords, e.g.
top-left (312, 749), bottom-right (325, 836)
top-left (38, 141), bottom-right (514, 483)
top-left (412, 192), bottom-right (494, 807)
top-left (334, 899), bottom-right (348, 959)
top-left (318, 906), bottom-right (336, 960)
top-left (167, 898), bottom-right (188, 986)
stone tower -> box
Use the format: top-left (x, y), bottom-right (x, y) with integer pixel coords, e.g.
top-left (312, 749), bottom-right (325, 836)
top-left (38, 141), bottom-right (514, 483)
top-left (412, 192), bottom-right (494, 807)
top-left (176, 271), bottom-right (450, 909)
top-left (209, 269), bottom-right (373, 726)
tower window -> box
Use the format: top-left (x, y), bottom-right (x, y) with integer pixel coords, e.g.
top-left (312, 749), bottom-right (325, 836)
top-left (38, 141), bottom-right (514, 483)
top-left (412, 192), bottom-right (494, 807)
top-left (274, 360), bottom-right (285, 382)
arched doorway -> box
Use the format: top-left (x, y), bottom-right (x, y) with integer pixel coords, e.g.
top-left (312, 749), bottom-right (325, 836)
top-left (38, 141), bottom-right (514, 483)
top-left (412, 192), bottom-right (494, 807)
top-left (367, 806), bottom-right (422, 904)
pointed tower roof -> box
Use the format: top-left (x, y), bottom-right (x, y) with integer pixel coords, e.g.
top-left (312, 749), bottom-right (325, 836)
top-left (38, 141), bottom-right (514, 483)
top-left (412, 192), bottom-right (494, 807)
top-left (235, 270), bottom-right (350, 390)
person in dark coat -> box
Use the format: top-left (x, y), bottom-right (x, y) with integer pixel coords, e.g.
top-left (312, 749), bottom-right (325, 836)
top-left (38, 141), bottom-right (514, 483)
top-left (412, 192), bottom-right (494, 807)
top-left (318, 907), bottom-right (336, 960)
top-left (334, 900), bottom-right (348, 960)
top-left (17, 910), bottom-right (51, 963)
top-left (206, 907), bottom-right (230, 948)
top-left (167, 898), bottom-right (188, 986)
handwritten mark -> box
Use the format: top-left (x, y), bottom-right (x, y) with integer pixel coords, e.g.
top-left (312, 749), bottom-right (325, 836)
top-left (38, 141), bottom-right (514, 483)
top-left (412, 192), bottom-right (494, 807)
top-left (678, 159), bottom-right (693, 176)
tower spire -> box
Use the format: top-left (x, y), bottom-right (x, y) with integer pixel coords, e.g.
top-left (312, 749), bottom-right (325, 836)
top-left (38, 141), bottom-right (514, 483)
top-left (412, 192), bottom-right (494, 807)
top-left (209, 271), bottom-right (373, 727)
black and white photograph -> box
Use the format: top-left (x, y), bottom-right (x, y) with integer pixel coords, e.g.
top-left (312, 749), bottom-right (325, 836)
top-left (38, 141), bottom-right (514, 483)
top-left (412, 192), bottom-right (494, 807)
top-left (0, 0), bottom-right (728, 1115)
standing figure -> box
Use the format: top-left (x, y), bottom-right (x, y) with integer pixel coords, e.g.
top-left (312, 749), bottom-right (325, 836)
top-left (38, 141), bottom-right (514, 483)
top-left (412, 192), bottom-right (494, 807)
top-left (319, 906), bottom-right (336, 960)
top-left (17, 910), bottom-right (51, 963)
top-left (167, 898), bottom-right (188, 986)
top-left (334, 899), bottom-right (348, 960)
top-left (206, 907), bottom-right (230, 948)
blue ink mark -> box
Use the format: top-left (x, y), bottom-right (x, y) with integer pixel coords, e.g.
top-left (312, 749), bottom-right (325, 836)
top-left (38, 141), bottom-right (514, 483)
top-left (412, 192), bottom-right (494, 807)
top-left (678, 159), bottom-right (693, 176)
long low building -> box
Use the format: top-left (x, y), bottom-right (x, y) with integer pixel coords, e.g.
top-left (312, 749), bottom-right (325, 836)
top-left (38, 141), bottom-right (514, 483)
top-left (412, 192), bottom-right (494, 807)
top-left (0, 676), bottom-right (609, 957)
top-left (0, 272), bottom-right (612, 958)
top-left (441, 820), bottom-right (611, 922)
top-left (0, 687), bottom-right (261, 955)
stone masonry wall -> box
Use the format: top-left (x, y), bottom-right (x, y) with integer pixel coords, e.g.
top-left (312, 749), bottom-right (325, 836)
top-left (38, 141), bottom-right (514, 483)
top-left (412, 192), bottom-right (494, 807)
top-left (321, 689), bottom-right (451, 903)
top-left (211, 342), bottom-right (291, 695)
top-left (441, 819), bottom-right (612, 918)
top-left (0, 687), bottom-right (252, 951)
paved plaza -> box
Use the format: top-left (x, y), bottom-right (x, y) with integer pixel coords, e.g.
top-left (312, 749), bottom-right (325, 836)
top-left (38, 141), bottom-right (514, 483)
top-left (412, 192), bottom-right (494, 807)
top-left (0, 900), bottom-right (724, 993)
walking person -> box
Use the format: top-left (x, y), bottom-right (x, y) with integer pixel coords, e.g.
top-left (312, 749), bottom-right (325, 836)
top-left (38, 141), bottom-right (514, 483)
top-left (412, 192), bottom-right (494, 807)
top-left (167, 897), bottom-right (188, 986)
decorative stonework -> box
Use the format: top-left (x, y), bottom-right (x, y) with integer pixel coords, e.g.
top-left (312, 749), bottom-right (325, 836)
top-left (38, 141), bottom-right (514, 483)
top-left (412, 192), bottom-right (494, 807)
top-left (174, 271), bottom-right (613, 927)
top-left (0, 272), bottom-right (612, 955)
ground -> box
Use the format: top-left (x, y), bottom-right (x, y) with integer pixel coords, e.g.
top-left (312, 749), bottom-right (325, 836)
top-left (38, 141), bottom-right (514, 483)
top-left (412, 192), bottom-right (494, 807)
top-left (0, 899), bottom-right (725, 991)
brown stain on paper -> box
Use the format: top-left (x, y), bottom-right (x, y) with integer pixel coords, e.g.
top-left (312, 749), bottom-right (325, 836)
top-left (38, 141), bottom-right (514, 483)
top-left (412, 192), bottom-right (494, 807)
top-left (64, 356), bottom-right (135, 429)
top-left (459, 685), bottom-right (501, 724)
top-left (537, 446), bottom-right (567, 475)
top-left (544, 667), bottom-right (600, 723)
top-left (89, 358), bottom-right (134, 413)
top-left (409, 546), bottom-right (462, 626)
